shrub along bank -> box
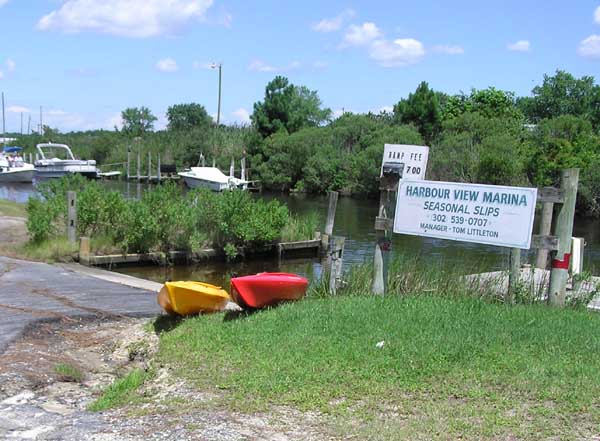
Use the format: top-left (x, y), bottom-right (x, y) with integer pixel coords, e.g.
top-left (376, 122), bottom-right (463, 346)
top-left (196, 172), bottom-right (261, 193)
top-left (26, 176), bottom-right (313, 259)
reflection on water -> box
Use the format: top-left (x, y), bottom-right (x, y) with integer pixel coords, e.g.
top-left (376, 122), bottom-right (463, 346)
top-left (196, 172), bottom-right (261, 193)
top-left (2, 180), bottom-right (599, 285)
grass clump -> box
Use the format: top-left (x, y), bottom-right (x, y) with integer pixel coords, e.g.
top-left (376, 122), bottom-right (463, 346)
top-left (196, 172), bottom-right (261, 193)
top-left (19, 236), bottom-right (78, 262)
top-left (0, 199), bottom-right (27, 218)
top-left (280, 211), bottom-right (320, 242)
top-left (54, 362), bottom-right (84, 383)
top-left (88, 369), bottom-right (150, 412)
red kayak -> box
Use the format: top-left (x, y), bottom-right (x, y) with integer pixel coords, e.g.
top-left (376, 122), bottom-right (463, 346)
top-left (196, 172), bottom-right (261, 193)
top-left (230, 272), bottom-right (309, 309)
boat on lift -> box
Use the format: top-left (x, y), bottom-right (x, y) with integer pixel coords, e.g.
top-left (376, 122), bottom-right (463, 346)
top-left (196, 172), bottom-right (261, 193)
top-left (34, 142), bottom-right (100, 179)
top-left (0, 146), bottom-right (35, 183)
top-left (178, 167), bottom-right (250, 191)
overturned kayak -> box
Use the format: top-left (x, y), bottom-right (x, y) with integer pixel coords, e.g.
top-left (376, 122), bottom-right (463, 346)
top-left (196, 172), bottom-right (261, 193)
top-left (230, 272), bottom-right (309, 309)
top-left (158, 281), bottom-right (230, 316)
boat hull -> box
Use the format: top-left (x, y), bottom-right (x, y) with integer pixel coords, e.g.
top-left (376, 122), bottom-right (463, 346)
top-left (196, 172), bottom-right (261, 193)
top-left (0, 169), bottom-right (35, 183)
top-left (230, 272), bottom-right (309, 309)
top-left (158, 281), bottom-right (230, 316)
top-left (180, 173), bottom-right (228, 191)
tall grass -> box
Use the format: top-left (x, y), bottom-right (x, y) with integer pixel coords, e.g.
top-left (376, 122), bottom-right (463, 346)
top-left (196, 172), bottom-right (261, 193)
top-left (280, 211), bottom-right (320, 242)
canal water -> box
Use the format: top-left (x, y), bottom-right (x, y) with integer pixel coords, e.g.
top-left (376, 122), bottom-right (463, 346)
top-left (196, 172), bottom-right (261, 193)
top-left (1, 182), bottom-right (599, 287)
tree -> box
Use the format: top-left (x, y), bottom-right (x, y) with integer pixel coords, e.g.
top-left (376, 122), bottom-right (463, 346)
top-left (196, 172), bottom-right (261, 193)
top-left (443, 87), bottom-right (522, 121)
top-left (518, 70), bottom-right (600, 128)
top-left (167, 103), bottom-right (211, 131)
top-left (251, 76), bottom-right (331, 138)
top-left (393, 81), bottom-right (442, 143)
top-left (121, 107), bottom-right (157, 136)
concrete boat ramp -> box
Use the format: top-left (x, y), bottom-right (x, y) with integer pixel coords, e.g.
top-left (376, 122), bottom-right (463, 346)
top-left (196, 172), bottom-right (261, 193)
top-left (465, 266), bottom-right (600, 310)
top-left (0, 256), bottom-right (162, 354)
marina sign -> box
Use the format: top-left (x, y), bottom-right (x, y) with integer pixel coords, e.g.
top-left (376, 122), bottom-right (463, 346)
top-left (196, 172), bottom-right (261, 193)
top-left (393, 180), bottom-right (538, 249)
top-left (381, 144), bottom-right (429, 180)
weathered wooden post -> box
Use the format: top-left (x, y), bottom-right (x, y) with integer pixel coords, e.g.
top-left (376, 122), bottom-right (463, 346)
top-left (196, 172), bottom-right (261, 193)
top-left (212, 158), bottom-right (216, 168)
top-left (328, 236), bottom-right (345, 294)
top-left (148, 151), bottom-right (152, 181)
top-left (127, 150), bottom-right (131, 180)
top-left (157, 153), bottom-right (161, 183)
top-left (321, 191), bottom-right (338, 252)
top-left (535, 198), bottom-right (554, 269)
top-left (507, 248), bottom-right (521, 303)
top-left (136, 150), bottom-right (141, 182)
top-left (241, 156), bottom-right (246, 181)
top-left (79, 236), bottom-right (90, 265)
top-left (200, 153), bottom-right (205, 167)
top-left (372, 182), bottom-right (398, 295)
top-left (548, 168), bottom-right (579, 306)
top-left (67, 191), bottom-right (77, 244)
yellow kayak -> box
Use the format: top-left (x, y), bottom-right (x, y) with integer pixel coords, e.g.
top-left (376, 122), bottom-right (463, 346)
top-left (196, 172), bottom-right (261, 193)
top-left (157, 281), bottom-right (230, 316)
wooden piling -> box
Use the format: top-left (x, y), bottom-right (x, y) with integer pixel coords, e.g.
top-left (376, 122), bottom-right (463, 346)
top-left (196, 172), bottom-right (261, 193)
top-left (230, 157), bottom-right (235, 177)
top-left (241, 156), bottom-right (246, 181)
top-left (67, 191), bottom-right (77, 244)
top-left (127, 150), bottom-right (131, 180)
top-left (328, 236), bottom-right (346, 295)
top-left (136, 150), bottom-right (141, 182)
top-left (548, 168), bottom-right (579, 306)
top-left (148, 151), bottom-right (152, 181)
top-left (325, 191), bottom-right (339, 237)
top-left (79, 236), bottom-right (90, 265)
top-left (507, 248), bottom-right (521, 304)
top-left (535, 201), bottom-right (554, 269)
top-left (157, 154), bottom-right (161, 183)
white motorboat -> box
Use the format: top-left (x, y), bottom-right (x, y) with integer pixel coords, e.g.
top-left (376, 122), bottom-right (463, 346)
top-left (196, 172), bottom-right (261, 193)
top-left (34, 143), bottom-right (99, 179)
top-left (0, 147), bottom-right (35, 183)
top-left (178, 167), bottom-right (250, 191)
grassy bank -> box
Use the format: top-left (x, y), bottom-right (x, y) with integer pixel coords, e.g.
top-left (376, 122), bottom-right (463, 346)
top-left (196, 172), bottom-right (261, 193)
top-left (154, 294), bottom-right (600, 439)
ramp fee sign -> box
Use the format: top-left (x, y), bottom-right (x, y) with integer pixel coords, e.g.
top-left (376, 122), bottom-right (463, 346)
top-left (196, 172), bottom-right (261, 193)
top-left (393, 180), bottom-right (538, 249)
top-left (381, 144), bottom-right (429, 179)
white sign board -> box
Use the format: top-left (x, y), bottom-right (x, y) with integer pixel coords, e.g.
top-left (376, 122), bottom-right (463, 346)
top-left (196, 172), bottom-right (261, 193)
top-left (393, 180), bottom-right (538, 249)
top-left (381, 144), bottom-right (429, 180)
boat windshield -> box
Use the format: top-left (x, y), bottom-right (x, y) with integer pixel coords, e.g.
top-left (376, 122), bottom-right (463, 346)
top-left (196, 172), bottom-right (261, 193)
top-left (39, 146), bottom-right (75, 160)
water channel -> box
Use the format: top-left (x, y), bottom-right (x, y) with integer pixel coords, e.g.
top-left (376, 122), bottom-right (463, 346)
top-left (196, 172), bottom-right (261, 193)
top-left (1, 181), bottom-right (599, 287)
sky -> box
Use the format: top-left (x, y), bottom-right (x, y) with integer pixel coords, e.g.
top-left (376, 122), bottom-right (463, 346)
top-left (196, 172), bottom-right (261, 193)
top-left (0, 0), bottom-right (599, 133)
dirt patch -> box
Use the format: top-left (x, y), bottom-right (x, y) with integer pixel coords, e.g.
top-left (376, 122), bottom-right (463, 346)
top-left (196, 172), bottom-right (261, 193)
top-left (0, 317), bottom-right (334, 440)
top-left (0, 216), bottom-right (27, 257)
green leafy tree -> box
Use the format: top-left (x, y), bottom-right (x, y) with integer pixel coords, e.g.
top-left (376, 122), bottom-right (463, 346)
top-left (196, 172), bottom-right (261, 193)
top-left (518, 70), bottom-right (600, 128)
top-left (443, 88), bottom-right (522, 121)
top-left (251, 76), bottom-right (331, 138)
top-left (167, 103), bottom-right (212, 131)
top-left (393, 81), bottom-right (442, 143)
top-left (121, 107), bottom-right (157, 136)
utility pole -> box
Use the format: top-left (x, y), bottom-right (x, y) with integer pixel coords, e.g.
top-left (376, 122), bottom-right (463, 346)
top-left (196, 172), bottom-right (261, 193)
top-left (39, 106), bottom-right (43, 136)
top-left (2, 92), bottom-right (5, 145)
top-left (27, 115), bottom-right (31, 135)
top-left (212, 62), bottom-right (222, 125)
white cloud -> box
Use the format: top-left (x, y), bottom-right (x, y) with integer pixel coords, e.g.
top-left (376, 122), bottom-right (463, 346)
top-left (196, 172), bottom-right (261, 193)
top-left (595, 6), bottom-right (600, 24)
top-left (0, 71), bottom-right (4, 80)
top-left (312, 9), bottom-right (355, 32)
top-left (0, 0), bottom-right (9, 6)
top-left (5, 58), bottom-right (15, 71)
top-left (342, 22), bottom-right (382, 47)
top-left (578, 34), bottom-right (600, 58)
top-left (369, 38), bottom-right (425, 67)
top-left (105, 113), bottom-right (123, 130)
top-left (432, 44), bottom-right (464, 55)
top-left (7, 105), bottom-right (30, 113)
top-left (248, 60), bottom-right (276, 72)
top-left (37, 0), bottom-right (214, 38)
top-left (507, 40), bottom-right (530, 52)
top-left (231, 108), bottom-right (251, 124)
top-left (248, 60), bottom-right (301, 73)
top-left (156, 58), bottom-right (178, 72)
